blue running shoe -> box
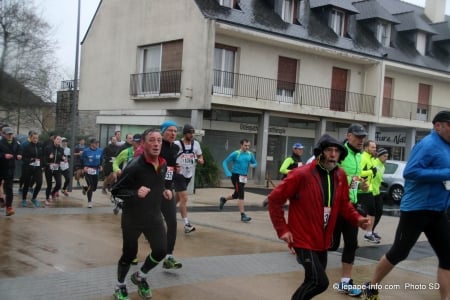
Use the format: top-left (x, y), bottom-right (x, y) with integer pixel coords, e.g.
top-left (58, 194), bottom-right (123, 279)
top-left (337, 279), bottom-right (362, 297)
top-left (21, 199), bottom-right (27, 207)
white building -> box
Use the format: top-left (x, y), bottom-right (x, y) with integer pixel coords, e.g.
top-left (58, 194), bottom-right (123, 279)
top-left (79, 0), bottom-right (450, 182)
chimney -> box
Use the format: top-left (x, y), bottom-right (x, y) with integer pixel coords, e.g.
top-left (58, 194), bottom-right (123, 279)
top-left (424, 0), bottom-right (446, 23)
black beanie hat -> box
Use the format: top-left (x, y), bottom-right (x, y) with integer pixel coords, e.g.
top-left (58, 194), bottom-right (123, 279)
top-left (183, 124), bottom-right (195, 134)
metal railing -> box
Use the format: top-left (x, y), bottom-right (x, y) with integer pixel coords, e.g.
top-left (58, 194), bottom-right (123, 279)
top-left (212, 70), bottom-right (376, 115)
top-left (382, 97), bottom-right (446, 122)
top-left (60, 80), bottom-right (79, 90)
top-left (130, 70), bottom-right (182, 97)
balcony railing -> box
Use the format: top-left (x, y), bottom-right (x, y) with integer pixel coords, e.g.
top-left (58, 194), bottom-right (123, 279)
top-left (212, 70), bottom-right (376, 115)
top-left (130, 70), bottom-right (182, 97)
top-left (382, 97), bottom-right (446, 122)
top-left (60, 80), bottom-right (79, 91)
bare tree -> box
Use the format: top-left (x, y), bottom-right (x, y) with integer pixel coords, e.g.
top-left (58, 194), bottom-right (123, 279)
top-left (0, 0), bottom-right (58, 132)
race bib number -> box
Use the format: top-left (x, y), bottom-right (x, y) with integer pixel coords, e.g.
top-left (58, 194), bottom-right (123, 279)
top-left (60, 161), bottom-right (69, 171)
top-left (49, 163), bottom-right (59, 171)
top-left (165, 166), bottom-right (174, 180)
top-left (350, 176), bottom-right (359, 191)
top-left (444, 181), bottom-right (450, 190)
top-left (30, 159), bottom-right (40, 167)
top-left (324, 207), bottom-right (331, 228)
top-left (87, 167), bottom-right (97, 175)
top-left (239, 175), bottom-right (248, 183)
top-left (180, 153), bottom-right (195, 167)
top-left (297, 162), bottom-right (303, 167)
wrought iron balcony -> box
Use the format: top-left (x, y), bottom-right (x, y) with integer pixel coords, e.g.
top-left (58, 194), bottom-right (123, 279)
top-left (130, 70), bottom-right (182, 97)
top-left (382, 97), bottom-right (446, 122)
top-left (212, 70), bottom-right (376, 115)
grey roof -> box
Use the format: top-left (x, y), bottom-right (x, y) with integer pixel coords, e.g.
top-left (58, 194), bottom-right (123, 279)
top-left (353, 0), bottom-right (400, 23)
top-left (394, 11), bottom-right (437, 34)
top-left (430, 22), bottom-right (450, 42)
top-left (310, 0), bottom-right (359, 14)
top-left (193, 0), bottom-right (449, 73)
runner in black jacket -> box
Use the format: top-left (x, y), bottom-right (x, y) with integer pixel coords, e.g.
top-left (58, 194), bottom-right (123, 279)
top-left (159, 120), bottom-right (183, 269)
top-left (111, 129), bottom-right (172, 300)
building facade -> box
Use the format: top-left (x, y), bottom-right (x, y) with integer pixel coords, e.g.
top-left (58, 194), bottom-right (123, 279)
top-left (79, 0), bottom-right (450, 182)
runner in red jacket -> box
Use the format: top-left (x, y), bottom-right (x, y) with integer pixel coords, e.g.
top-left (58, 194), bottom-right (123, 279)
top-left (268, 133), bottom-right (369, 300)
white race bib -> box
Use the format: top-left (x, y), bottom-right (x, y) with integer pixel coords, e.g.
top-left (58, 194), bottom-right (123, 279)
top-left (87, 167), bottom-right (97, 175)
top-left (60, 161), bottom-right (69, 171)
top-left (443, 181), bottom-right (450, 190)
top-left (30, 159), bottom-right (40, 167)
top-left (50, 163), bottom-right (59, 171)
top-left (324, 207), bottom-right (331, 228)
top-left (239, 175), bottom-right (248, 183)
top-left (165, 166), bottom-right (174, 180)
top-left (350, 176), bottom-right (359, 191)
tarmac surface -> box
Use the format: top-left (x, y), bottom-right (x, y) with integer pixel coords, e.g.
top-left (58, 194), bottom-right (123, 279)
top-left (0, 181), bottom-right (442, 300)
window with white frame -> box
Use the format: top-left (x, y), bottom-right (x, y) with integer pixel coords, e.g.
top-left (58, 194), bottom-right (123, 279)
top-left (416, 31), bottom-right (427, 55)
top-left (136, 40), bottom-right (183, 96)
top-left (214, 45), bottom-right (236, 95)
top-left (140, 45), bottom-right (162, 94)
top-left (282, 0), bottom-right (294, 23)
top-left (377, 22), bottom-right (391, 47)
top-left (330, 9), bottom-right (345, 36)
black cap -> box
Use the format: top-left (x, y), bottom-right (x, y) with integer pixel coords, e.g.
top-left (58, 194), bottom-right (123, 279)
top-left (133, 134), bottom-right (141, 142)
top-left (432, 110), bottom-right (450, 124)
top-left (313, 133), bottom-right (348, 162)
top-left (347, 124), bottom-right (368, 136)
top-left (183, 124), bottom-right (195, 134)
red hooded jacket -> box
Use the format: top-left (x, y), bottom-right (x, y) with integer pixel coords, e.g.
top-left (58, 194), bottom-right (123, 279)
top-left (268, 160), bottom-right (362, 251)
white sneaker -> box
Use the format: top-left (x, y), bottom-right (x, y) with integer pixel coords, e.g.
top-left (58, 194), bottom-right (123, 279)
top-left (184, 223), bottom-right (196, 233)
top-left (88, 202), bottom-right (93, 208)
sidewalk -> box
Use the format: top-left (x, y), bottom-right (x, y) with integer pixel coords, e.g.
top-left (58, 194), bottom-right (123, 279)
top-left (0, 183), bottom-right (441, 300)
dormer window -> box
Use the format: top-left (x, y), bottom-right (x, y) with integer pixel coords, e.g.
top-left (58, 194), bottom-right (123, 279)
top-left (282, 0), bottom-right (294, 23)
top-left (416, 31), bottom-right (427, 55)
top-left (377, 22), bottom-right (391, 47)
top-left (219, 0), bottom-right (238, 9)
top-left (330, 9), bottom-right (347, 36)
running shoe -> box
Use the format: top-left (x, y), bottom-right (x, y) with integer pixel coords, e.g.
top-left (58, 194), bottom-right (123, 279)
top-left (131, 272), bottom-right (152, 299)
top-left (113, 284), bottom-right (129, 300)
top-left (21, 199), bottom-right (27, 207)
top-left (362, 281), bottom-right (379, 300)
top-left (6, 206), bottom-right (15, 216)
top-left (364, 233), bottom-right (380, 244)
top-left (184, 223), bottom-right (196, 233)
top-left (337, 279), bottom-right (362, 297)
top-left (88, 202), bottom-right (93, 208)
top-left (241, 213), bottom-right (252, 222)
top-left (372, 232), bottom-right (381, 240)
top-left (31, 199), bottom-right (40, 208)
top-left (45, 198), bottom-right (52, 206)
top-left (162, 256), bottom-right (182, 269)
top-left (131, 258), bottom-right (138, 265)
top-left (219, 197), bottom-right (226, 210)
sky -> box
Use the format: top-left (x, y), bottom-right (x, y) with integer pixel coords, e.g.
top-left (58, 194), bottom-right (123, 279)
top-left (36, 0), bottom-right (450, 80)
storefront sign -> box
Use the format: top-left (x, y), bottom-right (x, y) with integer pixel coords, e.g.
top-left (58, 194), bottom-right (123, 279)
top-left (375, 132), bottom-right (406, 146)
top-left (240, 123), bottom-right (286, 135)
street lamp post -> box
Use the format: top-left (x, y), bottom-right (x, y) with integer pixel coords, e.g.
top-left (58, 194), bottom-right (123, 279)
top-left (68, 0), bottom-right (81, 192)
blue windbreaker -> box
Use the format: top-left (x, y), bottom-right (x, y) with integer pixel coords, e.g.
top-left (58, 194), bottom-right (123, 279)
top-left (222, 150), bottom-right (257, 177)
top-left (401, 129), bottom-right (450, 211)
